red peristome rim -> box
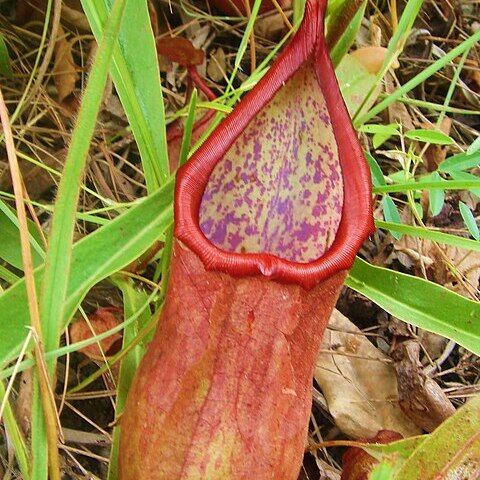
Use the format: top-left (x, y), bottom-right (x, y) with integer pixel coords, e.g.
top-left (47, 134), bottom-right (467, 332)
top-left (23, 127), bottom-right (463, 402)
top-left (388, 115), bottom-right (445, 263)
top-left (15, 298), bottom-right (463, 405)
top-left (174, 0), bottom-right (375, 290)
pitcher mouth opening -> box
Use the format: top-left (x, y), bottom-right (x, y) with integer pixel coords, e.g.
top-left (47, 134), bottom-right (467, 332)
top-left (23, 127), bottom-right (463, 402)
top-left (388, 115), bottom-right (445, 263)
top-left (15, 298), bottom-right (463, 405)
top-left (198, 63), bottom-right (343, 265)
top-left (174, 0), bottom-right (374, 289)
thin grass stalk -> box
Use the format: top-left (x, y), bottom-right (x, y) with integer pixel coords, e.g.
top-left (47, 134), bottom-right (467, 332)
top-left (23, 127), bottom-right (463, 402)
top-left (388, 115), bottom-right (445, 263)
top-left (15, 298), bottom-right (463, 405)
top-left (28, 0), bottom-right (127, 477)
top-left (39, 0), bottom-right (127, 375)
top-left (373, 179), bottom-right (480, 193)
top-left (81, 0), bottom-right (169, 191)
top-left (355, 12), bottom-right (480, 125)
top-left (352, 0), bottom-right (424, 124)
top-left (0, 85), bottom-right (61, 479)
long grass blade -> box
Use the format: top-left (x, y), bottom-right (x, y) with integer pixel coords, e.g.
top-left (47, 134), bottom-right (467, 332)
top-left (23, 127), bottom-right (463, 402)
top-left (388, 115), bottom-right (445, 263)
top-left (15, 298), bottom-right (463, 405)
top-left (81, 0), bottom-right (169, 191)
top-left (347, 258), bottom-right (480, 355)
top-left (31, 1), bottom-right (127, 477)
top-left (355, 28), bottom-right (480, 126)
top-left (0, 178), bottom-right (174, 367)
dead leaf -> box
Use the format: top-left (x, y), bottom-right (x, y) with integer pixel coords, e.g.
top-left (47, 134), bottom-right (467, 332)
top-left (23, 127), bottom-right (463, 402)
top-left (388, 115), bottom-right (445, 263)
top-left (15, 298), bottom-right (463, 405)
top-left (207, 48), bottom-right (226, 83)
top-left (391, 339), bottom-right (456, 432)
top-left (386, 73), bottom-right (415, 130)
top-left (70, 307), bottom-right (122, 362)
top-left (53, 25), bottom-right (78, 114)
top-left (156, 37), bottom-right (204, 67)
top-left (16, 369), bottom-right (33, 439)
top-left (315, 309), bottom-right (421, 439)
top-left (254, 12), bottom-right (288, 41)
top-left (394, 237), bottom-right (480, 298)
top-left (351, 46), bottom-right (399, 75)
top-left (422, 117), bottom-right (452, 172)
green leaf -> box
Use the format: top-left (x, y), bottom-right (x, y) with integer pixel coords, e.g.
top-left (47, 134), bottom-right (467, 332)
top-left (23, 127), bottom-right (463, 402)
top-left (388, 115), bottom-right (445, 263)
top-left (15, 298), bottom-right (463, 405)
top-left (387, 171), bottom-right (412, 184)
top-left (369, 461), bottom-right (394, 480)
top-left (467, 136), bottom-right (480, 155)
top-left (0, 201), bottom-right (45, 270)
top-left (459, 201), bottom-right (480, 241)
top-left (0, 265), bottom-right (19, 285)
top-left (364, 436), bottom-right (426, 461)
top-left (361, 124), bottom-right (400, 149)
top-left (404, 129), bottom-right (453, 145)
top-left (40, 0), bottom-right (127, 373)
top-left (178, 89), bottom-right (198, 168)
top-left (438, 151), bottom-right (480, 173)
top-left (0, 178), bottom-right (173, 367)
top-left (347, 258), bottom-right (480, 356)
top-left (0, 33), bottom-right (12, 78)
top-left (365, 151), bottom-right (386, 187)
top-left (393, 396), bottom-right (480, 480)
top-left (382, 196), bottom-right (402, 239)
top-left (32, 1), bottom-right (128, 476)
top-left (375, 220), bottom-right (480, 252)
top-left (328, 0), bottom-right (366, 67)
top-left (449, 171), bottom-right (480, 197)
top-left (360, 124), bottom-right (400, 136)
top-left (0, 381), bottom-right (30, 478)
top-left (336, 54), bottom-right (378, 116)
top-left (81, 0), bottom-right (169, 191)
top-left (427, 172), bottom-right (445, 216)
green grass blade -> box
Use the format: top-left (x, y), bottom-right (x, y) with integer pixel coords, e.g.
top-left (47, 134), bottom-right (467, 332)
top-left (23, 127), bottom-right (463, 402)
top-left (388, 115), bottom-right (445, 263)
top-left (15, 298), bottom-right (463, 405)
top-left (0, 178), bottom-right (174, 367)
top-left (373, 179), bottom-right (480, 194)
top-left (0, 265), bottom-right (19, 285)
top-left (352, 0), bottom-right (423, 124)
top-left (0, 200), bottom-right (45, 269)
top-left (355, 28), bottom-right (480, 126)
top-left (179, 89), bottom-right (198, 168)
top-left (449, 171), bottom-right (480, 197)
top-left (107, 275), bottom-right (153, 480)
top-left (376, 220), bottom-right (480, 252)
top-left (40, 0), bottom-right (127, 374)
top-left (81, 0), bottom-right (169, 191)
top-left (31, 1), bottom-right (128, 477)
top-left (347, 258), bottom-right (480, 356)
top-left (328, 1), bottom-right (366, 67)
top-left (459, 201), bottom-right (480, 241)
top-left (0, 290), bottom-right (160, 381)
top-left (0, 32), bottom-right (13, 78)
top-left (225, 0), bottom-right (263, 96)
top-left (0, 382), bottom-right (30, 479)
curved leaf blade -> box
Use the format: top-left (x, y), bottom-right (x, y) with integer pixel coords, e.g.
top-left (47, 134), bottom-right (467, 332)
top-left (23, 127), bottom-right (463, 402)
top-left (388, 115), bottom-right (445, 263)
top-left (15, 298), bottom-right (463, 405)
top-left (347, 258), bottom-right (480, 355)
top-left (0, 179), bottom-right (174, 367)
top-left (393, 396), bottom-right (480, 480)
top-left (81, 0), bottom-right (169, 191)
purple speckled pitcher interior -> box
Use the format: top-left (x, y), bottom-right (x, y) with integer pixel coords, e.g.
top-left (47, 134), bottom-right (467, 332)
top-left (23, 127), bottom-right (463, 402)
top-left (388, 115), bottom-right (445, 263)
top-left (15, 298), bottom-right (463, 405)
top-left (199, 63), bottom-right (343, 263)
